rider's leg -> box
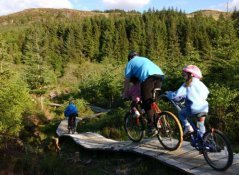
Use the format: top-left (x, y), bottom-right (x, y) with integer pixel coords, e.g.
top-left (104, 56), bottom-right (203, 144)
top-left (141, 76), bottom-right (162, 135)
top-left (179, 107), bottom-right (194, 134)
top-left (197, 116), bottom-right (206, 137)
top-left (68, 116), bottom-right (71, 129)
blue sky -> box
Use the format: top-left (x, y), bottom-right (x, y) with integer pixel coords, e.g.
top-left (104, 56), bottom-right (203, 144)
top-left (0, 0), bottom-right (239, 16)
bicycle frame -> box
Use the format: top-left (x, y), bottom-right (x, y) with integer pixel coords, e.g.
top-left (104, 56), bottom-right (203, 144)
top-left (158, 93), bottom-right (233, 171)
top-left (159, 94), bottom-right (203, 147)
top-left (160, 94), bottom-right (224, 151)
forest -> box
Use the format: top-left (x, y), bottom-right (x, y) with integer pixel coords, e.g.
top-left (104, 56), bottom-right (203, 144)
top-left (0, 8), bottom-right (239, 173)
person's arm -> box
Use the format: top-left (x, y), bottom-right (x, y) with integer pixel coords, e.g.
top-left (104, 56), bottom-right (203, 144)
top-left (64, 106), bottom-right (69, 117)
top-left (172, 83), bottom-right (187, 102)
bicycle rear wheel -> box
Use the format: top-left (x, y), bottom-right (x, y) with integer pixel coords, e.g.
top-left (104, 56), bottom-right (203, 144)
top-left (124, 112), bottom-right (145, 142)
top-left (156, 111), bottom-right (183, 151)
top-left (202, 129), bottom-right (233, 171)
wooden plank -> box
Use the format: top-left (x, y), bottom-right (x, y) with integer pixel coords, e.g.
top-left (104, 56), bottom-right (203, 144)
top-left (56, 117), bottom-right (239, 175)
top-left (191, 153), bottom-right (239, 175)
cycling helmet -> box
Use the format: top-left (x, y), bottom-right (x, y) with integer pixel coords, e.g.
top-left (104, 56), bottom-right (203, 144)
top-left (183, 65), bottom-right (202, 79)
top-left (128, 51), bottom-right (138, 61)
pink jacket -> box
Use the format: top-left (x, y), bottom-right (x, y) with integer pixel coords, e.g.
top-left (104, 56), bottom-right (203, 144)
top-left (127, 83), bottom-right (141, 102)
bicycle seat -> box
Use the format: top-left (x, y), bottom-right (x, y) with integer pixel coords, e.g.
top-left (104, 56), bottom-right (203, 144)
top-left (152, 88), bottom-right (161, 99)
top-left (196, 112), bottom-right (207, 117)
top-left (153, 88), bottom-right (161, 92)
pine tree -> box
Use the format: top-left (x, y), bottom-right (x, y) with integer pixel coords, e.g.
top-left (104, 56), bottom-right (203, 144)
top-left (99, 17), bottom-right (115, 61)
top-left (125, 15), bottom-right (143, 53)
top-left (113, 17), bottom-right (129, 62)
top-left (0, 71), bottom-right (30, 137)
top-left (0, 34), bottom-right (9, 73)
top-left (82, 18), bottom-right (95, 61)
top-left (166, 17), bottom-right (182, 65)
top-left (22, 25), bottom-right (50, 110)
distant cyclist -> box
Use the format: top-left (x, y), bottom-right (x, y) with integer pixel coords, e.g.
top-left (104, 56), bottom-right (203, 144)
top-left (167, 65), bottom-right (209, 137)
top-left (123, 51), bottom-right (164, 136)
top-left (64, 98), bottom-right (78, 132)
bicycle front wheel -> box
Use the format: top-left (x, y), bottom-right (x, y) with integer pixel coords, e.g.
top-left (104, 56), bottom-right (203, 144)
top-left (124, 112), bottom-right (145, 142)
top-left (202, 129), bottom-right (233, 171)
top-left (156, 111), bottom-right (183, 151)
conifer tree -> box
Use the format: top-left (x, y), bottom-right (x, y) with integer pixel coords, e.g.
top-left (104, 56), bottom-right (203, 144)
top-left (91, 18), bottom-right (101, 61)
top-left (0, 71), bottom-right (30, 137)
top-left (166, 17), bottom-right (182, 65)
top-left (82, 18), bottom-right (95, 61)
top-left (125, 16), bottom-right (142, 53)
top-left (22, 25), bottom-right (50, 110)
top-left (99, 17), bottom-right (115, 61)
top-left (114, 17), bottom-right (129, 62)
top-left (0, 35), bottom-right (9, 73)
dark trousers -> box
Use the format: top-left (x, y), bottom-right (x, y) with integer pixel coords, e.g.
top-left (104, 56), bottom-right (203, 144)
top-left (68, 114), bottom-right (77, 128)
top-left (141, 75), bottom-right (163, 125)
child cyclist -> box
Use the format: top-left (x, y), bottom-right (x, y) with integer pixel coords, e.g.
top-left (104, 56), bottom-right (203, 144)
top-left (64, 98), bottom-right (78, 133)
top-left (167, 65), bottom-right (209, 137)
top-left (125, 76), bottom-right (142, 118)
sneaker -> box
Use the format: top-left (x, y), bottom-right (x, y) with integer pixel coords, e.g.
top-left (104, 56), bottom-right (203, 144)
top-left (147, 127), bottom-right (158, 137)
top-left (183, 125), bottom-right (194, 135)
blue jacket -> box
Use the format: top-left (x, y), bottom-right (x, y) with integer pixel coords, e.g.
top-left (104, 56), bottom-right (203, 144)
top-left (125, 56), bottom-right (164, 83)
top-left (64, 103), bottom-right (78, 117)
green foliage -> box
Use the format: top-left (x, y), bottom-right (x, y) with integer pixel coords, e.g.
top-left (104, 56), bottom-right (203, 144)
top-left (208, 83), bottom-right (239, 142)
top-left (22, 25), bottom-right (53, 95)
top-left (0, 34), bottom-right (10, 73)
top-left (0, 71), bottom-right (31, 136)
top-left (78, 108), bottom-right (127, 140)
top-left (209, 83), bottom-right (237, 118)
top-left (0, 8), bottom-right (238, 155)
top-left (79, 62), bottom-right (124, 108)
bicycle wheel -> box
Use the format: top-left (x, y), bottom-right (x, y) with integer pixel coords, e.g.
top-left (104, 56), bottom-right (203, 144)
top-left (202, 129), bottom-right (233, 171)
top-left (124, 112), bottom-right (145, 142)
top-left (156, 111), bottom-right (183, 151)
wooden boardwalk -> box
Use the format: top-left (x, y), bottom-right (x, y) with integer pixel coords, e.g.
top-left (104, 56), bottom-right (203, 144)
top-left (57, 118), bottom-right (239, 175)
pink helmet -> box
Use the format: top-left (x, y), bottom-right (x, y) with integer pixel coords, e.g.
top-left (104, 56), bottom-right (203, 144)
top-left (183, 65), bottom-right (202, 79)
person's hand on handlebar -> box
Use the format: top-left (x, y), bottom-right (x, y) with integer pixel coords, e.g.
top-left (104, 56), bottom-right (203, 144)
top-left (165, 91), bottom-right (175, 99)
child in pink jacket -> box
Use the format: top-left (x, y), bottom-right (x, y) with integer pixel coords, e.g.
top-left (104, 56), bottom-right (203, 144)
top-left (126, 77), bottom-right (141, 117)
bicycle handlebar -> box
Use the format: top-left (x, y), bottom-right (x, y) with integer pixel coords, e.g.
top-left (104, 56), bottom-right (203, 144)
top-left (159, 93), bottom-right (184, 112)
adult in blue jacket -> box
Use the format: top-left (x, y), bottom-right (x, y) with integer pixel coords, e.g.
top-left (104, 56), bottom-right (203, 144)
top-left (123, 51), bottom-right (164, 136)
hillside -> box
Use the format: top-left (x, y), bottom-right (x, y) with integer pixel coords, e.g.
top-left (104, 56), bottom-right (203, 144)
top-left (187, 9), bottom-right (230, 20)
top-left (0, 8), bottom-right (110, 26)
top-left (0, 8), bottom-right (229, 26)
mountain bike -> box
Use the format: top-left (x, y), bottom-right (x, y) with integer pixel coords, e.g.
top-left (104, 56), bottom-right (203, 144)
top-left (68, 115), bottom-right (76, 134)
top-left (158, 93), bottom-right (234, 171)
top-left (124, 88), bottom-right (183, 151)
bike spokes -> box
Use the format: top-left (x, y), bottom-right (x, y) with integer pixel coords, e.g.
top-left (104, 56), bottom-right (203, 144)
top-left (124, 113), bottom-right (145, 142)
top-left (156, 111), bottom-right (183, 151)
top-left (203, 130), bottom-right (233, 171)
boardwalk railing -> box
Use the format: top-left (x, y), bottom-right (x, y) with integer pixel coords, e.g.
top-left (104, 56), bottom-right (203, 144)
top-left (57, 118), bottom-right (239, 175)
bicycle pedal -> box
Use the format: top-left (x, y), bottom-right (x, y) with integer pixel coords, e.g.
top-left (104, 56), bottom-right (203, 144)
top-left (147, 130), bottom-right (158, 137)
